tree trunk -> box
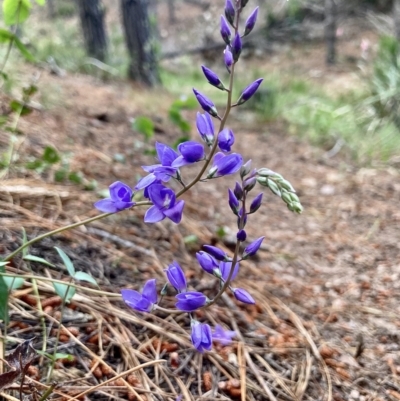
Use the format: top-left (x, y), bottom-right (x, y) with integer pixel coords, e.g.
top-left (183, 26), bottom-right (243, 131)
top-left (47, 0), bottom-right (56, 18)
top-left (167, 0), bottom-right (177, 24)
top-left (325, 0), bottom-right (337, 65)
top-left (394, 0), bottom-right (400, 41)
top-left (120, 0), bottom-right (160, 86)
top-left (78, 0), bottom-right (108, 62)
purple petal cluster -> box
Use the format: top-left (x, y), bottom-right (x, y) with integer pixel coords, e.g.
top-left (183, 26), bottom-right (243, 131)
top-left (165, 261), bottom-right (187, 292)
top-left (176, 292), bottom-right (207, 312)
top-left (202, 65), bottom-right (225, 90)
top-left (220, 16), bottom-right (231, 45)
top-left (172, 141), bottom-right (205, 167)
top-left (121, 279), bottom-right (157, 312)
top-left (94, 181), bottom-right (134, 213)
top-left (218, 128), bottom-right (235, 152)
top-left (232, 33), bottom-right (242, 62)
top-left (219, 261), bottom-right (239, 281)
top-left (224, 0), bottom-right (235, 25)
top-left (203, 245), bottom-right (226, 261)
top-left (193, 89), bottom-right (218, 117)
top-left (145, 184), bottom-right (185, 224)
top-left (224, 46), bottom-right (233, 71)
top-left (243, 236), bottom-right (265, 259)
top-left (208, 152), bottom-right (243, 178)
top-left (233, 288), bottom-right (255, 304)
top-left (212, 325), bottom-right (236, 346)
top-left (196, 112), bottom-right (215, 145)
top-left (237, 79), bottom-right (263, 105)
top-left (191, 321), bottom-right (212, 353)
top-left (196, 251), bottom-right (219, 274)
top-left (244, 7), bottom-right (259, 36)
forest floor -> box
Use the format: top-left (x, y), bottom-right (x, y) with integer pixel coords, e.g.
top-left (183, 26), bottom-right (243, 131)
top-left (1, 7), bottom-right (400, 401)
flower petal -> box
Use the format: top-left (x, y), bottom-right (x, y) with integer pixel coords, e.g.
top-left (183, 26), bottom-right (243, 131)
top-left (163, 200), bottom-right (185, 224)
top-left (94, 199), bottom-right (118, 213)
top-left (144, 205), bottom-right (165, 223)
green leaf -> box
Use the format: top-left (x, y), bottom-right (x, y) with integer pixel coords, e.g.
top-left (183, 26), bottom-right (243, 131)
top-left (3, 276), bottom-right (25, 290)
top-left (0, 264), bottom-right (9, 324)
top-left (169, 108), bottom-right (191, 133)
top-left (54, 247), bottom-right (75, 276)
top-left (42, 146), bottom-right (60, 164)
top-left (132, 116), bottom-right (154, 141)
top-left (35, 0), bottom-right (45, 5)
top-left (23, 254), bottom-right (55, 267)
top-left (23, 84), bottom-right (38, 97)
top-left (183, 234), bottom-right (198, 244)
top-left (68, 171), bottom-right (83, 184)
top-left (73, 271), bottom-right (98, 287)
top-left (10, 99), bottom-right (32, 115)
top-left (53, 282), bottom-right (75, 303)
top-left (54, 168), bottom-right (67, 182)
top-left (170, 96), bottom-right (197, 110)
top-left (21, 227), bottom-right (28, 256)
top-left (26, 158), bottom-right (43, 170)
top-left (14, 36), bottom-right (35, 62)
top-left (3, 0), bottom-right (31, 25)
top-left (36, 351), bottom-right (73, 361)
top-left (0, 28), bottom-right (13, 42)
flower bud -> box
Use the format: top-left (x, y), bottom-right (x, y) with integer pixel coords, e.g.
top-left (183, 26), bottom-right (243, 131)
top-left (203, 245), bottom-right (226, 261)
top-left (220, 16), bottom-right (231, 45)
top-left (240, 159), bottom-right (252, 178)
top-left (237, 229), bottom-right (247, 242)
top-left (232, 33), bottom-right (242, 62)
top-left (257, 168), bottom-right (277, 177)
top-left (249, 193), bottom-right (263, 213)
top-left (242, 236), bottom-right (264, 259)
top-left (208, 152), bottom-right (243, 178)
top-left (165, 261), bottom-right (187, 292)
top-left (196, 112), bottom-right (214, 145)
top-left (256, 176), bottom-right (268, 186)
top-left (244, 7), bottom-right (259, 36)
top-left (196, 251), bottom-right (218, 274)
top-left (191, 321), bottom-right (212, 353)
top-left (201, 65), bottom-right (225, 90)
top-left (218, 128), bottom-right (235, 152)
top-left (267, 179), bottom-right (281, 197)
top-left (224, 46), bottom-right (233, 72)
top-left (224, 0), bottom-right (235, 26)
top-left (193, 89), bottom-right (218, 117)
top-left (219, 261), bottom-right (239, 282)
top-left (288, 201), bottom-right (303, 214)
top-left (234, 181), bottom-right (243, 200)
top-left (176, 292), bottom-right (207, 312)
top-left (237, 78), bottom-right (263, 105)
top-left (279, 179), bottom-right (295, 192)
top-left (243, 177), bottom-right (256, 192)
top-left (233, 288), bottom-right (255, 304)
top-left (228, 188), bottom-right (239, 215)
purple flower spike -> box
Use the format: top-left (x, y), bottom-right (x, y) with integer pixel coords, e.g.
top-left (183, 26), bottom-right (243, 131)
top-left (203, 245), bottom-right (226, 261)
top-left (196, 112), bottom-right (215, 145)
top-left (95, 181), bottom-right (135, 213)
top-left (232, 32), bottom-right (242, 62)
top-left (176, 292), bottom-right (207, 312)
top-left (237, 78), bottom-right (263, 105)
top-left (172, 141), bottom-right (205, 167)
top-left (228, 188), bottom-right (239, 215)
top-left (237, 229), bottom-right (247, 242)
top-left (213, 325), bottom-right (236, 346)
top-left (233, 288), bottom-right (255, 304)
top-left (121, 279), bottom-right (157, 312)
top-left (201, 65), bottom-right (225, 90)
top-left (218, 128), bottom-right (235, 152)
top-left (193, 89), bottom-right (218, 117)
top-left (208, 152), bottom-right (243, 178)
top-left (144, 184), bottom-right (185, 224)
top-left (250, 193), bottom-right (263, 213)
top-left (224, 46), bottom-right (233, 72)
top-left (191, 321), bottom-right (212, 353)
top-left (165, 261), bottom-right (187, 292)
top-left (244, 7), bottom-right (259, 36)
top-left (224, 0), bottom-right (235, 26)
top-left (220, 16), bottom-right (232, 45)
top-left (243, 236), bottom-right (265, 259)
top-left (219, 261), bottom-right (239, 282)
top-left (196, 251), bottom-right (219, 274)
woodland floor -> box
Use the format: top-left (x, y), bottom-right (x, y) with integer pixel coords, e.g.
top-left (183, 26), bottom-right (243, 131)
top-left (0, 6), bottom-right (400, 401)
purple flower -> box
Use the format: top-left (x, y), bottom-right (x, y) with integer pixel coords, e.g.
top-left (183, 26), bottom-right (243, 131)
top-left (212, 325), bottom-right (236, 346)
top-left (165, 261), bottom-right (186, 292)
top-left (219, 261), bottom-right (239, 281)
top-left (201, 65), bottom-right (225, 90)
top-left (218, 128), bottom-right (235, 152)
top-left (208, 152), bottom-right (243, 178)
top-left (193, 89), bottom-right (218, 117)
top-left (237, 79), bottom-right (263, 105)
top-left (121, 279), bottom-right (157, 312)
top-left (243, 176), bottom-right (257, 192)
top-left (243, 236), bottom-right (265, 259)
top-left (232, 32), bottom-right (242, 62)
top-left (224, 46), bottom-right (233, 72)
top-left (228, 188), bottom-right (239, 214)
top-left (244, 7), bottom-right (259, 36)
top-left (176, 292), bottom-right (207, 312)
top-left (237, 207), bottom-right (248, 229)
top-left (196, 112), bottom-right (214, 145)
top-left (203, 245), bottom-right (226, 261)
top-left (196, 251), bottom-right (219, 274)
top-left (94, 181), bottom-right (134, 213)
top-left (144, 184), bottom-right (185, 224)
top-left (172, 141), bottom-right (205, 167)
top-left (191, 321), bottom-right (212, 353)
top-left (220, 16), bottom-right (231, 45)
top-left (234, 181), bottom-right (243, 200)
top-left (224, 0), bottom-right (235, 26)
top-left (250, 193), bottom-right (263, 213)
top-left (237, 229), bottom-right (247, 242)
top-left (233, 288), bottom-right (255, 304)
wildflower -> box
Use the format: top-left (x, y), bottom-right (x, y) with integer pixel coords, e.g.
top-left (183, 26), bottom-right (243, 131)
top-left (224, 0), bottom-right (235, 25)
top-left (196, 112), bottom-right (215, 145)
top-left (144, 184), bottom-right (185, 224)
top-left (196, 251), bottom-right (219, 274)
top-left (193, 89), bottom-right (218, 117)
top-left (203, 245), bottom-right (227, 261)
top-left (121, 279), bottom-right (157, 312)
top-left (224, 46), bottom-right (233, 71)
top-left (218, 128), bottom-right (235, 152)
top-left (237, 79), bottom-right (263, 105)
top-left (232, 32), bottom-right (242, 61)
top-left (207, 152), bottom-right (243, 178)
top-left (201, 65), bottom-right (225, 90)
top-left (228, 188), bottom-right (239, 214)
top-left (237, 229), bottom-right (247, 242)
top-left (220, 15), bottom-right (231, 45)
top-left (176, 292), bottom-right (208, 312)
top-left (94, 181), bottom-right (134, 213)
top-left (165, 261), bottom-right (187, 292)
top-left (233, 288), bottom-right (255, 304)
top-left (219, 261), bottom-right (239, 281)
top-left (242, 236), bottom-right (265, 259)
top-left (244, 7), bottom-right (259, 36)
top-left (191, 321), bottom-right (212, 353)
top-left (172, 141), bottom-right (205, 168)
top-left (250, 193), bottom-right (263, 213)
top-left (212, 325), bottom-right (236, 345)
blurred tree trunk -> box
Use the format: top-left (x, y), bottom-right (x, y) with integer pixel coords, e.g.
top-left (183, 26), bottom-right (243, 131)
top-left (47, 0), bottom-right (56, 18)
top-left (325, 0), bottom-right (337, 65)
top-left (120, 0), bottom-right (160, 86)
top-left (394, 0), bottom-right (400, 41)
top-left (78, 0), bottom-right (108, 61)
top-left (168, 0), bottom-right (177, 24)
